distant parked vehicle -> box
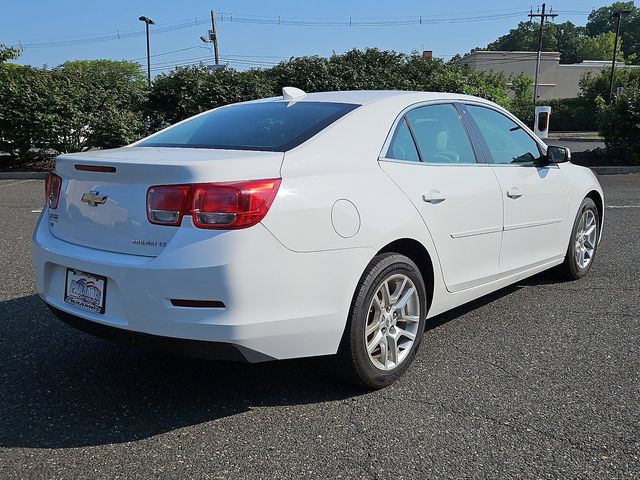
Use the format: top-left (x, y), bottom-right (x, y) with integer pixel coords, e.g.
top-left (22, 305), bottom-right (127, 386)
top-left (32, 88), bottom-right (603, 388)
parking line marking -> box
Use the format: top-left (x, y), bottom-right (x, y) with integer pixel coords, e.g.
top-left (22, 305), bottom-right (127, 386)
top-left (31, 209), bottom-right (42, 213)
top-left (607, 205), bottom-right (640, 209)
top-left (0, 180), bottom-right (35, 189)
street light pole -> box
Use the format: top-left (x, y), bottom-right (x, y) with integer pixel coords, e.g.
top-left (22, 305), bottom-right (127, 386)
top-left (138, 16), bottom-right (155, 87)
top-left (608, 9), bottom-right (631, 104)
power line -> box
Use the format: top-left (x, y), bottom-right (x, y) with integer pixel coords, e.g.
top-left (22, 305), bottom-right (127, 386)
top-left (11, 17), bottom-right (209, 49)
top-left (9, 10), bottom-right (538, 50)
top-left (216, 12), bottom-right (529, 27)
top-left (127, 45), bottom-right (209, 62)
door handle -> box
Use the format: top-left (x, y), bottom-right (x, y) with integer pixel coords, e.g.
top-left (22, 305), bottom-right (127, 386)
top-left (422, 190), bottom-right (446, 204)
top-left (506, 187), bottom-right (523, 199)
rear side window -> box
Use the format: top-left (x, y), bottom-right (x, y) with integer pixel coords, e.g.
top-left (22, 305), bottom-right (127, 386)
top-left (466, 105), bottom-right (541, 164)
top-left (405, 104), bottom-right (477, 164)
top-left (386, 118), bottom-right (420, 162)
top-left (138, 101), bottom-right (359, 152)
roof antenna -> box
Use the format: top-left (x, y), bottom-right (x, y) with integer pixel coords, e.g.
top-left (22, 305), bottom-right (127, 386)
top-left (282, 86), bottom-right (307, 101)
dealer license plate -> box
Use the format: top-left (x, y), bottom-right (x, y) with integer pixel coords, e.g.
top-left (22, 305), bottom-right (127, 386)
top-left (64, 268), bottom-right (107, 314)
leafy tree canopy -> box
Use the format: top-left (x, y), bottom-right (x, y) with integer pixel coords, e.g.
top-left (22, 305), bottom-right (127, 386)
top-left (586, 1), bottom-right (640, 62)
top-left (0, 44), bottom-right (21, 63)
top-left (481, 1), bottom-right (639, 64)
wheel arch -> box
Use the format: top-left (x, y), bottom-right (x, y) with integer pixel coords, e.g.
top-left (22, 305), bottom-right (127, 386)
top-left (376, 238), bottom-right (435, 312)
top-left (585, 189), bottom-right (604, 236)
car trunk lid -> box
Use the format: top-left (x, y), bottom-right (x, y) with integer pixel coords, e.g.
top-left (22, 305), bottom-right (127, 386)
top-left (50, 147), bottom-right (284, 256)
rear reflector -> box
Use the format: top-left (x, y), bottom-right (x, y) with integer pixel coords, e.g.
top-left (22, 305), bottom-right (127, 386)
top-left (170, 299), bottom-right (226, 308)
top-left (45, 172), bottom-right (62, 209)
top-left (74, 164), bottom-right (117, 173)
top-left (146, 179), bottom-right (281, 230)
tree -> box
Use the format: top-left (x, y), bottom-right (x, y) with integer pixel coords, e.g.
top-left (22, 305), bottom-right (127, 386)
top-left (586, 1), bottom-right (640, 64)
top-left (484, 21), bottom-right (586, 64)
top-left (0, 66), bottom-right (59, 158)
top-left (579, 67), bottom-right (640, 101)
top-left (576, 32), bottom-right (624, 61)
top-left (480, 2), bottom-right (640, 64)
top-left (0, 44), bottom-right (21, 63)
top-left (0, 59), bottom-right (148, 160)
top-left (52, 60), bottom-right (148, 151)
top-left (510, 73), bottom-right (534, 103)
top-left (149, 65), bottom-right (273, 127)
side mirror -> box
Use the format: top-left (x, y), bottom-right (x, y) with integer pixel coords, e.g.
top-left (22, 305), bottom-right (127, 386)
top-left (546, 145), bottom-right (571, 163)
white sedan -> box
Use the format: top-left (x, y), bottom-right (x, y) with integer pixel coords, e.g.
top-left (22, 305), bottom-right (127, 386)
top-left (32, 88), bottom-right (603, 388)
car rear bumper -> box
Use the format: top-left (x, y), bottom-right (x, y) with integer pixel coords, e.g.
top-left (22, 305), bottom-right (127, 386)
top-left (32, 208), bottom-right (374, 361)
top-left (47, 304), bottom-right (271, 362)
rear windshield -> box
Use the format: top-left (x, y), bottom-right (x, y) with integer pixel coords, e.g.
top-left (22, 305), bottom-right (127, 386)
top-left (138, 101), bottom-right (359, 152)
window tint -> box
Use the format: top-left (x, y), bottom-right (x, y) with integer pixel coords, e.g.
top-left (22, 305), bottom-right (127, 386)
top-left (138, 101), bottom-right (359, 152)
top-left (404, 104), bottom-right (476, 164)
top-left (466, 105), bottom-right (541, 165)
top-left (385, 118), bottom-right (420, 162)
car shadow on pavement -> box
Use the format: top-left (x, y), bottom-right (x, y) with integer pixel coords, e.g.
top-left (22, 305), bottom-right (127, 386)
top-left (0, 271), bottom-right (560, 449)
top-left (0, 294), bottom-right (362, 449)
top-left (424, 268), bottom-right (564, 332)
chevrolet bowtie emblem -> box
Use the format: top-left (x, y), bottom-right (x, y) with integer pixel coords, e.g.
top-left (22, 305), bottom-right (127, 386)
top-left (81, 191), bottom-right (108, 207)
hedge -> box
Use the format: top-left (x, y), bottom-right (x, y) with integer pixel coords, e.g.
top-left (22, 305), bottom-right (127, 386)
top-left (508, 97), bottom-right (599, 132)
top-left (0, 48), bottom-right (632, 165)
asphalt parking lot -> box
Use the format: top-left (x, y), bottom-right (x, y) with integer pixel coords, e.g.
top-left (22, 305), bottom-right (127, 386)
top-left (0, 175), bottom-right (638, 479)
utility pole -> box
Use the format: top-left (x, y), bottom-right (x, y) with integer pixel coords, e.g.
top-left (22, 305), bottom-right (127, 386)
top-left (608, 9), bottom-right (631, 104)
top-left (529, 4), bottom-right (557, 102)
top-left (210, 10), bottom-right (219, 65)
top-left (138, 16), bottom-right (155, 87)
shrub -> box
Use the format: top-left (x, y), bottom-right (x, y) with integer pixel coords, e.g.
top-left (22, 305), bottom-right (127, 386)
top-left (0, 48), bottom-right (516, 164)
top-left (0, 60), bottom-right (147, 162)
top-left (507, 97), bottom-right (598, 132)
top-left (598, 88), bottom-right (640, 164)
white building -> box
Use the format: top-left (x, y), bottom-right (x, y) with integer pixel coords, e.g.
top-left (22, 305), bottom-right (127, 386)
top-left (460, 50), bottom-right (639, 100)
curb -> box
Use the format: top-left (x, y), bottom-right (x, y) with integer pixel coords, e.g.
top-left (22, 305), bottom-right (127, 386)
top-left (0, 172), bottom-right (48, 180)
top-left (589, 166), bottom-right (640, 175)
top-left (548, 138), bottom-right (604, 143)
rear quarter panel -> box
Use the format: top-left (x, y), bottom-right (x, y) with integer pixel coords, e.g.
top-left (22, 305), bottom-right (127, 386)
top-left (260, 98), bottom-right (449, 316)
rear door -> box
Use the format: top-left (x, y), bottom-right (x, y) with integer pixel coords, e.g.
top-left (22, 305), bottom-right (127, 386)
top-left (379, 103), bottom-right (503, 293)
top-left (465, 104), bottom-right (569, 276)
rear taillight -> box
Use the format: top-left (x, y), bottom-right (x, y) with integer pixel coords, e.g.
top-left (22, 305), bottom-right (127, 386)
top-left (146, 185), bottom-right (191, 226)
top-left (45, 172), bottom-right (62, 209)
top-left (146, 179), bottom-right (281, 230)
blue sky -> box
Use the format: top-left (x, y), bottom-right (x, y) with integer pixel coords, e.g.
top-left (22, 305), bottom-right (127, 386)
top-left (2, 0), bottom-right (607, 74)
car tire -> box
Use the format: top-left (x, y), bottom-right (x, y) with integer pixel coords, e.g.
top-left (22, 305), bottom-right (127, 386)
top-left (337, 253), bottom-right (427, 389)
top-left (557, 197), bottom-right (600, 280)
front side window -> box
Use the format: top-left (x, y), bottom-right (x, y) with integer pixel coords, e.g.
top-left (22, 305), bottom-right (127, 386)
top-left (138, 101), bottom-right (359, 152)
top-left (466, 105), bottom-right (541, 165)
top-left (404, 104), bottom-right (477, 164)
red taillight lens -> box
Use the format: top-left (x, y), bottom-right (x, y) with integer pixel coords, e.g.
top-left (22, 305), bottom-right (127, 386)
top-left (146, 185), bottom-right (191, 226)
top-left (146, 179), bottom-right (281, 229)
top-left (45, 172), bottom-right (62, 209)
top-left (192, 179), bottom-right (281, 229)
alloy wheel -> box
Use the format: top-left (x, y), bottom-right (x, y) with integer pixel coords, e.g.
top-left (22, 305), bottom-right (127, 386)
top-left (365, 274), bottom-right (420, 371)
top-left (575, 209), bottom-right (597, 269)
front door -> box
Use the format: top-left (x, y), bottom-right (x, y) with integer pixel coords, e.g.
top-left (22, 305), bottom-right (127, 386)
top-left (465, 104), bottom-right (569, 276)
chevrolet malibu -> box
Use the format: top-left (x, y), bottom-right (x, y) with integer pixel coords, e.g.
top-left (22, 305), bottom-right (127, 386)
top-left (32, 88), bottom-right (603, 388)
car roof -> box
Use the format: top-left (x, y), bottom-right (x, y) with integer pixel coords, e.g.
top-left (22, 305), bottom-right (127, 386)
top-left (251, 89), bottom-right (495, 108)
